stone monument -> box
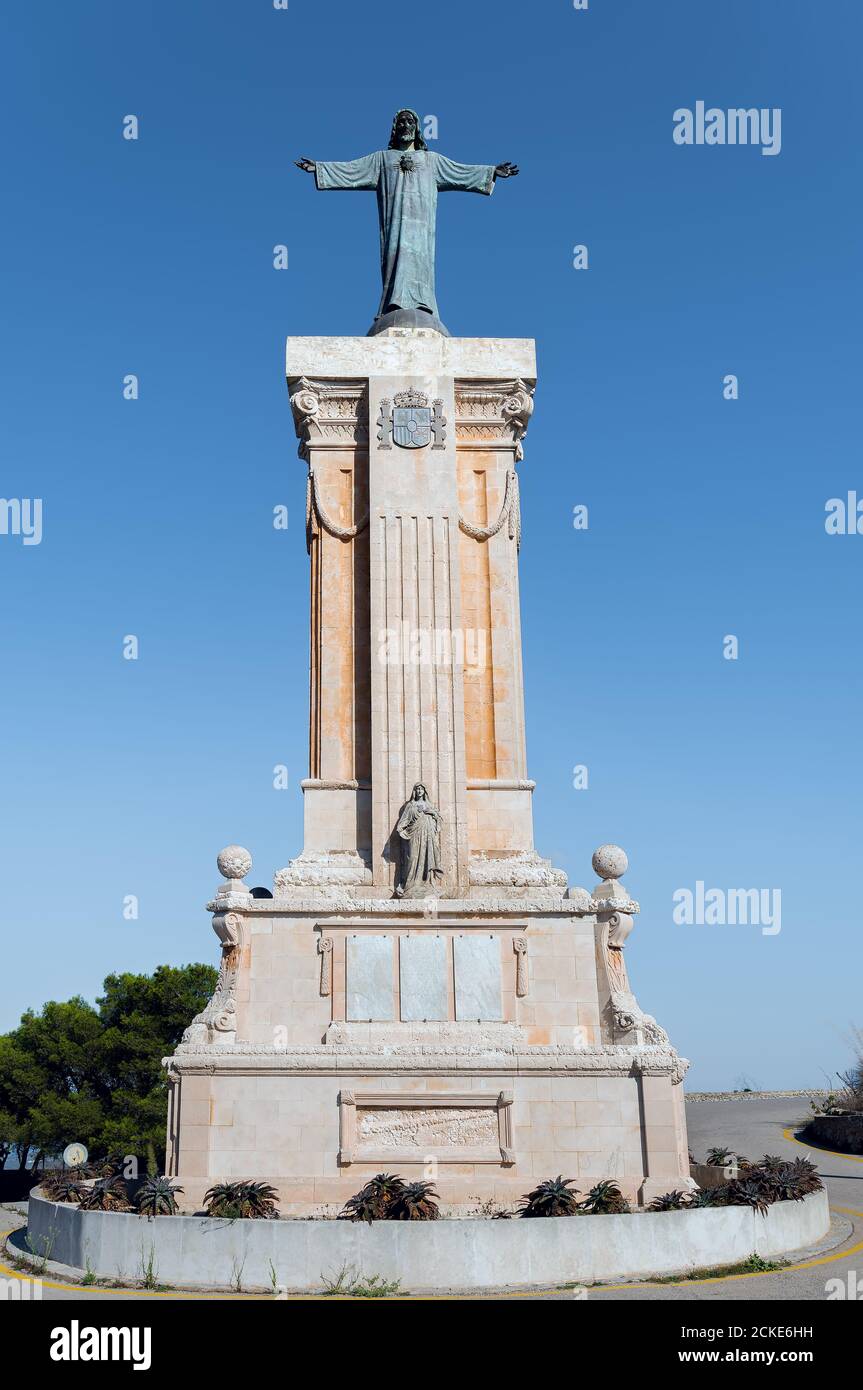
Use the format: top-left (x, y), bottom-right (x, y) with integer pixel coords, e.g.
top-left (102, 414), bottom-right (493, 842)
top-left (165, 111), bottom-right (691, 1211)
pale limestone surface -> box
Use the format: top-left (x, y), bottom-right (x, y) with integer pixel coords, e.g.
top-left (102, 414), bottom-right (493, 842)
top-left (165, 331), bottom-right (692, 1213)
top-left (286, 332), bottom-right (536, 381)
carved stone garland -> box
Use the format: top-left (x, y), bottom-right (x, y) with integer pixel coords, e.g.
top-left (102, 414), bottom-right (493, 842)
top-left (458, 468), bottom-right (521, 548)
top-left (306, 466), bottom-right (369, 552)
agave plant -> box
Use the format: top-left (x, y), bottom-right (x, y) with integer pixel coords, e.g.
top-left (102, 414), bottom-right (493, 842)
top-left (758, 1154), bottom-right (785, 1173)
top-left (579, 1180), bottom-right (631, 1216)
top-left (756, 1164), bottom-right (804, 1203)
top-left (705, 1147), bottom-right (734, 1167)
top-left (775, 1158), bottom-right (822, 1199)
top-left (578, 1180), bottom-right (630, 1216)
top-left (41, 1171), bottom-right (86, 1204)
top-left (793, 1157), bottom-right (822, 1191)
top-left (725, 1178), bottom-right (771, 1216)
top-left (204, 1180), bottom-right (279, 1219)
top-left (93, 1153), bottom-right (128, 1179)
top-left (389, 1180), bottom-right (440, 1221)
top-left (518, 1176), bottom-right (581, 1218)
top-left (135, 1176), bottom-right (184, 1217)
top-left (78, 1176), bottom-right (133, 1212)
top-left (339, 1173), bottom-right (406, 1223)
top-left (648, 1190), bottom-right (689, 1212)
top-left (687, 1187), bottom-right (726, 1208)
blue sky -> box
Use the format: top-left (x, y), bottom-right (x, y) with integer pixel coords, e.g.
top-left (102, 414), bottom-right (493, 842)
top-left (1, 0), bottom-right (860, 1090)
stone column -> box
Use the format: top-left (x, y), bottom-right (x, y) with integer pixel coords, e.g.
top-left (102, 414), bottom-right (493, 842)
top-left (284, 334), bottom-right (538, 896)
top-left (288, 376), bottom-right (371, 867)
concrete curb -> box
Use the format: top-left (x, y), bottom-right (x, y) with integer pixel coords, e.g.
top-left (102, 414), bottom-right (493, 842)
top-left (24, 1188), bottom-right (830, 1293)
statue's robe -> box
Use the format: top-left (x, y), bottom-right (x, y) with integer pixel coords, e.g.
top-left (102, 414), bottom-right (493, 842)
top-left (394, 797), bottom-right (443, 898)
top-left (314, 149), bottom-right (495, 320)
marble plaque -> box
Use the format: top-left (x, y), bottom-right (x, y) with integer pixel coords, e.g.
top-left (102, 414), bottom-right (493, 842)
top-left (399, 934), bottom-right (448, 1021)
top-left (347, 935), bottom-right (394, 1021)
top-left (453, 934), bottom-right (503, 1021)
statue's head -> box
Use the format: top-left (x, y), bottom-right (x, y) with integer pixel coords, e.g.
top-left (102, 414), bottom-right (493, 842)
top-left (411, 782), bottom-right (428, 800)
top-left (389, 109), bottom-right (426, 151)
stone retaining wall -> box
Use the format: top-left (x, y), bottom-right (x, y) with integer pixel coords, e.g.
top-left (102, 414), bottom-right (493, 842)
top-left (802, 1115), bottom-right (863, 1155)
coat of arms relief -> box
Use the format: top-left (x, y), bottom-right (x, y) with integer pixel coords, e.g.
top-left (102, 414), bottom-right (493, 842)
top-left (377, 388), bottom-right (447, 450)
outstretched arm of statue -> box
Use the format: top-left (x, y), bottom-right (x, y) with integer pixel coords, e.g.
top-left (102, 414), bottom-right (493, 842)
top-left (493, 162), bottom-right (520, 180)
top-left (307, 152), bottom-right (381, 191)
top-left (295, 157), bottom-right (316, 173)
top-left (434, 153), bottom-right (496, 195)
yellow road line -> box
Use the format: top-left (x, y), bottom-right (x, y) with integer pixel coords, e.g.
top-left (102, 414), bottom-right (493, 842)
top-left (3, 1122), bottom-right (860, 1301)
top-left (596, 1209), bottom-right (863, 1292)
top-left (783, 1126), bottom-right (863, 1164)
top-left (4, 1209), bottom-right (862, 1301)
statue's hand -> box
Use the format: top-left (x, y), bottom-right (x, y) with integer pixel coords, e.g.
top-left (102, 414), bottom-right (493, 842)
top-left (295, 158), bottom-right (316, 174)
top-left (493, 162), bottom-right (519, 180)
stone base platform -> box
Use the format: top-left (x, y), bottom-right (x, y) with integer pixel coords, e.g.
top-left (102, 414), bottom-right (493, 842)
top-left (166, 847), bottom-right (692, 1214)
top-left (166, 1042), bottom-right (690, 1214)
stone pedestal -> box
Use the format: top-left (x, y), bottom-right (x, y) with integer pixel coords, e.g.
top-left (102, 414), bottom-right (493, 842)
top-left (165, 329), bottom-right (692, 1213)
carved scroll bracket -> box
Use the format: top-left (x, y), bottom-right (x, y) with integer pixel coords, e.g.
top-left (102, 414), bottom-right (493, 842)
top-left (513, 936), bottom-right (529, 997)
top-left (317, 935), bottom-right (333, 996)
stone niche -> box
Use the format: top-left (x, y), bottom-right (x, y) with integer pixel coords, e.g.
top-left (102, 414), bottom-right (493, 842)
top-left (339, 1089), bottom-right (515, 1166)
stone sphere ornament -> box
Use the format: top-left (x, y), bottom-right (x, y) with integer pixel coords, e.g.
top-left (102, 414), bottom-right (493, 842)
top-left (217, 845), bottom-right (252, 882)
top-left (592, 844), bottom-right (628, 881)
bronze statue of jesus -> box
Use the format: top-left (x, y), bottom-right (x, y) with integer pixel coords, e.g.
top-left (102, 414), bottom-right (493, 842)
top-left (296, 108), bottom-right (519, 336)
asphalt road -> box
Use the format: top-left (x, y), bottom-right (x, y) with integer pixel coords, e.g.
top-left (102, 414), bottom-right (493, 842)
top-left (2, 1097), bottom-right (860, 1301)
top-left (588, 1096), bottom-right (862, 1301)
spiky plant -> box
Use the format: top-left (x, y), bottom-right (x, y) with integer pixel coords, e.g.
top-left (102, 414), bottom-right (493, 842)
top-left (93, 1153), bottom-right (128, 1178)
top-left (389, 1180), bottom-right (440, 1221)
top-left (339, 1173), bottom-right (406, 1224)
top-left (236, 1180), bottom-right (279, 1219)
top-left (757, 1154), bottom-right (785, 1173)
top-left (687, 1187), bottom-right (726, 1208)
top-left (77, 1176), bottom-right (132, 1212)
top-left (778, 1158), bottom-right (822, 1199)
top-left (518, 1176), bottom-right (581, 1218)
top-left (41, 1171), bottom-right (86, 1204)
top-left (726, 1178), bottom-right (770, 1216)
top-left (757, 1164), bottom-right (805, 1203)
top-left (135, 1176), bottom-right (184, 1217)
top-left (204, 1180), bottom-right (279, 1219)
top-left (705, 1147), bottom-right (734, 1167)
top-left (648, 1190), bottom-right (689, 1212)
top-left (578, 1180), bottom-right (631, 1216)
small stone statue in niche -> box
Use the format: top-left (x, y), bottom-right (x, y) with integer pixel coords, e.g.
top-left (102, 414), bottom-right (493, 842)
top-left (393, 782), bottom-right (444, 899)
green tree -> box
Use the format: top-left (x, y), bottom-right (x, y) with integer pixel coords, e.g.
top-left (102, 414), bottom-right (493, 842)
top-left (0, 963), bottom-right (217, 1171)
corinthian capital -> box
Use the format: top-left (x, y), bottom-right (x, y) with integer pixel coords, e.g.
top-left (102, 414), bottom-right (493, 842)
top-left (288, 377), bottom-right (368, 459)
